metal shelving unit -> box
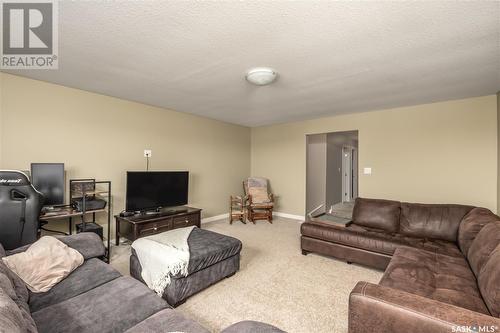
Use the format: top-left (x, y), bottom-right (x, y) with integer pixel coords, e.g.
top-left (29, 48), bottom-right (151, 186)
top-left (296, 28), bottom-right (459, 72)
top-left (70, 179), bottom-right (112, 262)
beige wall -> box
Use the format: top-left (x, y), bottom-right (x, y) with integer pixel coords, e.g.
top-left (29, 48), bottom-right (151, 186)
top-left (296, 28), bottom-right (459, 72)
top-left (1, 72), bottom-right (497, 226)
top-left (0, 73), bottom-right (251, 232)
top-left (251, 95), bottom-right (498, 216)
top-left (498, 92), bottom-right (500, 214)
top-left (0, 74), bottom-right (3, 167)
top-left (305, 133), bottom-right (327, 214)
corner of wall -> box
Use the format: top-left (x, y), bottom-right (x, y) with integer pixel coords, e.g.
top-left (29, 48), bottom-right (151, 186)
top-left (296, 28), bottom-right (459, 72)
top-left (249, 127), bottom-right (253, 176)
top-left (249, 126), bottom-right (257, 177)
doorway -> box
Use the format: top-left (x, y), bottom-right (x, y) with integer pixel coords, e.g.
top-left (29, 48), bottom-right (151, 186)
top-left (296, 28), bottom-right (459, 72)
top-left (342, 145), bottom-right (358, 202)
top-left (306, 130), bottom-right (358, 218)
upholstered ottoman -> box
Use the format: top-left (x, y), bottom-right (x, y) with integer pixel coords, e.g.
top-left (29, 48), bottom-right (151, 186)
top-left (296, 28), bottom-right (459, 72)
top-left (221, 321), bottom-right (286, 333)
top-left (130, 227), bottom-right (242, 306)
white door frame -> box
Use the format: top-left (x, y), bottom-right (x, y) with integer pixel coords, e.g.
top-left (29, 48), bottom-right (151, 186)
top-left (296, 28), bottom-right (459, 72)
top-left (342, 145), bottom-right (358, 203)
top-left (352, 147), bottom-right (358, 199)
top-left (342, 146), bottom-right (352, 203)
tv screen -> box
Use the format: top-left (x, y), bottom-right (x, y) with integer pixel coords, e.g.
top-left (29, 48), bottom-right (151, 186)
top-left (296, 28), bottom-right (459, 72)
top-left (30, 163), bottom-right (65, 206)
top-left (126, 171), bottom-right (189, 212)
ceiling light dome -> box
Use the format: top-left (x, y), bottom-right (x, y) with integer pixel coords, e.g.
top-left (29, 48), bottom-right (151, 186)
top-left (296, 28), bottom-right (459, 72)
top-left (245, 67), bottom-right (277, 86)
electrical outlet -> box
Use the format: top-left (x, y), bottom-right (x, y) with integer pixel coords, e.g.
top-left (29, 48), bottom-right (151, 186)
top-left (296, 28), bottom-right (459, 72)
top-left (144, 149), bottom-right (152, 157)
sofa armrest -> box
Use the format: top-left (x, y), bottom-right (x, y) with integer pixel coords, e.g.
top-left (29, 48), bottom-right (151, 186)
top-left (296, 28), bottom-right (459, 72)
top-left (6, 232), bottom-right (105, 260)
top-left (57, 233), bottom-right (106, 259)
top-left (349, 281), bottom-right (500, 333)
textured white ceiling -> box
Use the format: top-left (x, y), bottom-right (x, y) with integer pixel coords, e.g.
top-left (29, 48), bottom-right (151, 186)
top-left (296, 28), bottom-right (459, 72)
top-left (5, 1), bottom-right (500, 127)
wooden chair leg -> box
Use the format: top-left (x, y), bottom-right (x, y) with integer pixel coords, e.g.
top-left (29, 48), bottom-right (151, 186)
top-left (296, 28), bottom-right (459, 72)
top-left (249, 210), bottom-right (255, 224)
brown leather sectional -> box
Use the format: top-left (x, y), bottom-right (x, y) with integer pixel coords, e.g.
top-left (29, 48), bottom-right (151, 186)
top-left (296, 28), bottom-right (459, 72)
top-left (301, 198), bottom-right (500, 333)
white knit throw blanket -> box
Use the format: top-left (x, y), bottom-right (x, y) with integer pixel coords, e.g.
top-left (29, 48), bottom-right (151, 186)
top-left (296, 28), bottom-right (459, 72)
top-left (131, 226), bottom-right (195, 295)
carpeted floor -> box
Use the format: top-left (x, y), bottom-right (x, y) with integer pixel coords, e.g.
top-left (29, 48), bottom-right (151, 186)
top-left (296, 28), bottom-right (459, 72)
top-left (109, 217), bottom-right (383, 333)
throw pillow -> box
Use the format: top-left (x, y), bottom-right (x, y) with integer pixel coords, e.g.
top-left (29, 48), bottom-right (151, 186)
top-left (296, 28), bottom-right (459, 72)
top-left (2, 236), bottom-right (84, 293)
top-left (249, 187), bottom-right (270, 204)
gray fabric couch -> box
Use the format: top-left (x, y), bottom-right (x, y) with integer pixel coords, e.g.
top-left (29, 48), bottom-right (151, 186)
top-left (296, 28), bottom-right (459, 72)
top-left (0, 232), bottom-right (284, 333)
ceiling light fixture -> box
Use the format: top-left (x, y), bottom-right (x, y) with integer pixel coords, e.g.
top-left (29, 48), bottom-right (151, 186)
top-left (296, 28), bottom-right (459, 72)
top-left (245, 67), bottom-right (277, 86)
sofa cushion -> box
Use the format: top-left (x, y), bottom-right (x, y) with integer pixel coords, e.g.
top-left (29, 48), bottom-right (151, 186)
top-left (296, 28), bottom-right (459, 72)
top-left (56, 233), bottom-right (106, 260)
top-left (302, 223), bottom-right (400, 255)
top-left (468, 222), bottom-right (500, 277)
top-left (399, 203), bottom-right (473, 242)
top-left (0, 251), bottom-right (29, 308)
top-left (0, 287), bottom-right (37, 333)
top-left (125, 308), bottom-right (209, 333)
top-left (0, 264), bottom-right (37, 333)
top-left (29, 258), bottom-right (121, 312)
top-left (477, 244), bottom-right (500, 317)
top-left (32, 276), bottom-right (169, 333)
top-left (7, 232), bottom-right (105, 261)
top-left (352, 198), bottom-right (401, 233)
top-left (0, 255), bottom-right (33, 333)
top-left (459, 208), bottom-right (499, 256)
top-left (301, 222), bottom-right (463, 257)
top-left (0, 251), bottom-right (36, 332)
top-left (380, 247), bottom-right (489, 314)
top-left (2, 236), bottom-right (84, 293)
top-left (0, 244), bottom-right (6, 257)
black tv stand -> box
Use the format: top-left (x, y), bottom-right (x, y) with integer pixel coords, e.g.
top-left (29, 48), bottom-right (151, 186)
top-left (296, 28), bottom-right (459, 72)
top-left (114, 206), bottom-right (201, 244)
top-left (163, 207), bottom-right (189, 215)
top-left (140, 207), bottom-right (189, 216)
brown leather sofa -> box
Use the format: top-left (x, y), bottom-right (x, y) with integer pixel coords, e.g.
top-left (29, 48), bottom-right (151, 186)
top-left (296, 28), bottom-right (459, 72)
top-left (301, 198), bottom-right (500, 333)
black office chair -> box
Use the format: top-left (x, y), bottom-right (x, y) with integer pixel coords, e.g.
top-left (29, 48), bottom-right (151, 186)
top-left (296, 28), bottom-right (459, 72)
top-left (0, 170), bottom-right (44, 250)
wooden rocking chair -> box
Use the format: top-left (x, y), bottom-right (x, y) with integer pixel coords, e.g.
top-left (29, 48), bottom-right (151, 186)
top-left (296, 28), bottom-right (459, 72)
top-left (243, 177), bottom-right (274, 224)
top-left (229, 195), bottom-right (246, 224)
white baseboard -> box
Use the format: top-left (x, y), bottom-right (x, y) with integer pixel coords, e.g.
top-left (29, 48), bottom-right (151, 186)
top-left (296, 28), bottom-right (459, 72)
top-left (273, 211), bottom-right (305, 221)
top-left (109, 213), bottom-right (302, 237)
top-left (201, 212), bottom-right (304, 223)
top-left (201, 213), bottom-right (229, 224)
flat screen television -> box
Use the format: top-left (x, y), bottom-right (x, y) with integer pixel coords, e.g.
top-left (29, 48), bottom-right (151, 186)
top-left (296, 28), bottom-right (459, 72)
top-left (30, 163), bottom-right (65, 206)
top-left (126, 171), bottom-right (189, 212)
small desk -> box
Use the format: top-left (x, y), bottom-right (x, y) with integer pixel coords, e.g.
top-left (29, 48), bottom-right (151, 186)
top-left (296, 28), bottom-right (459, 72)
top-left (40, 207), bottom-right (107, 235)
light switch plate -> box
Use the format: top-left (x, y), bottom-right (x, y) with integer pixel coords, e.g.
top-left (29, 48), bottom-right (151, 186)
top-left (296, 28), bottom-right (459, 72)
top-left (144, 149), bottom-right (152, 157)
top-left (363, 167), bottom-right (372, 175)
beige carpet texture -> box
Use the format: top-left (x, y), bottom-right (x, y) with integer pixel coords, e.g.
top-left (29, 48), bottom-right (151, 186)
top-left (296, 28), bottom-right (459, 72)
top-left (110, 217), bottom-right (383, 333)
